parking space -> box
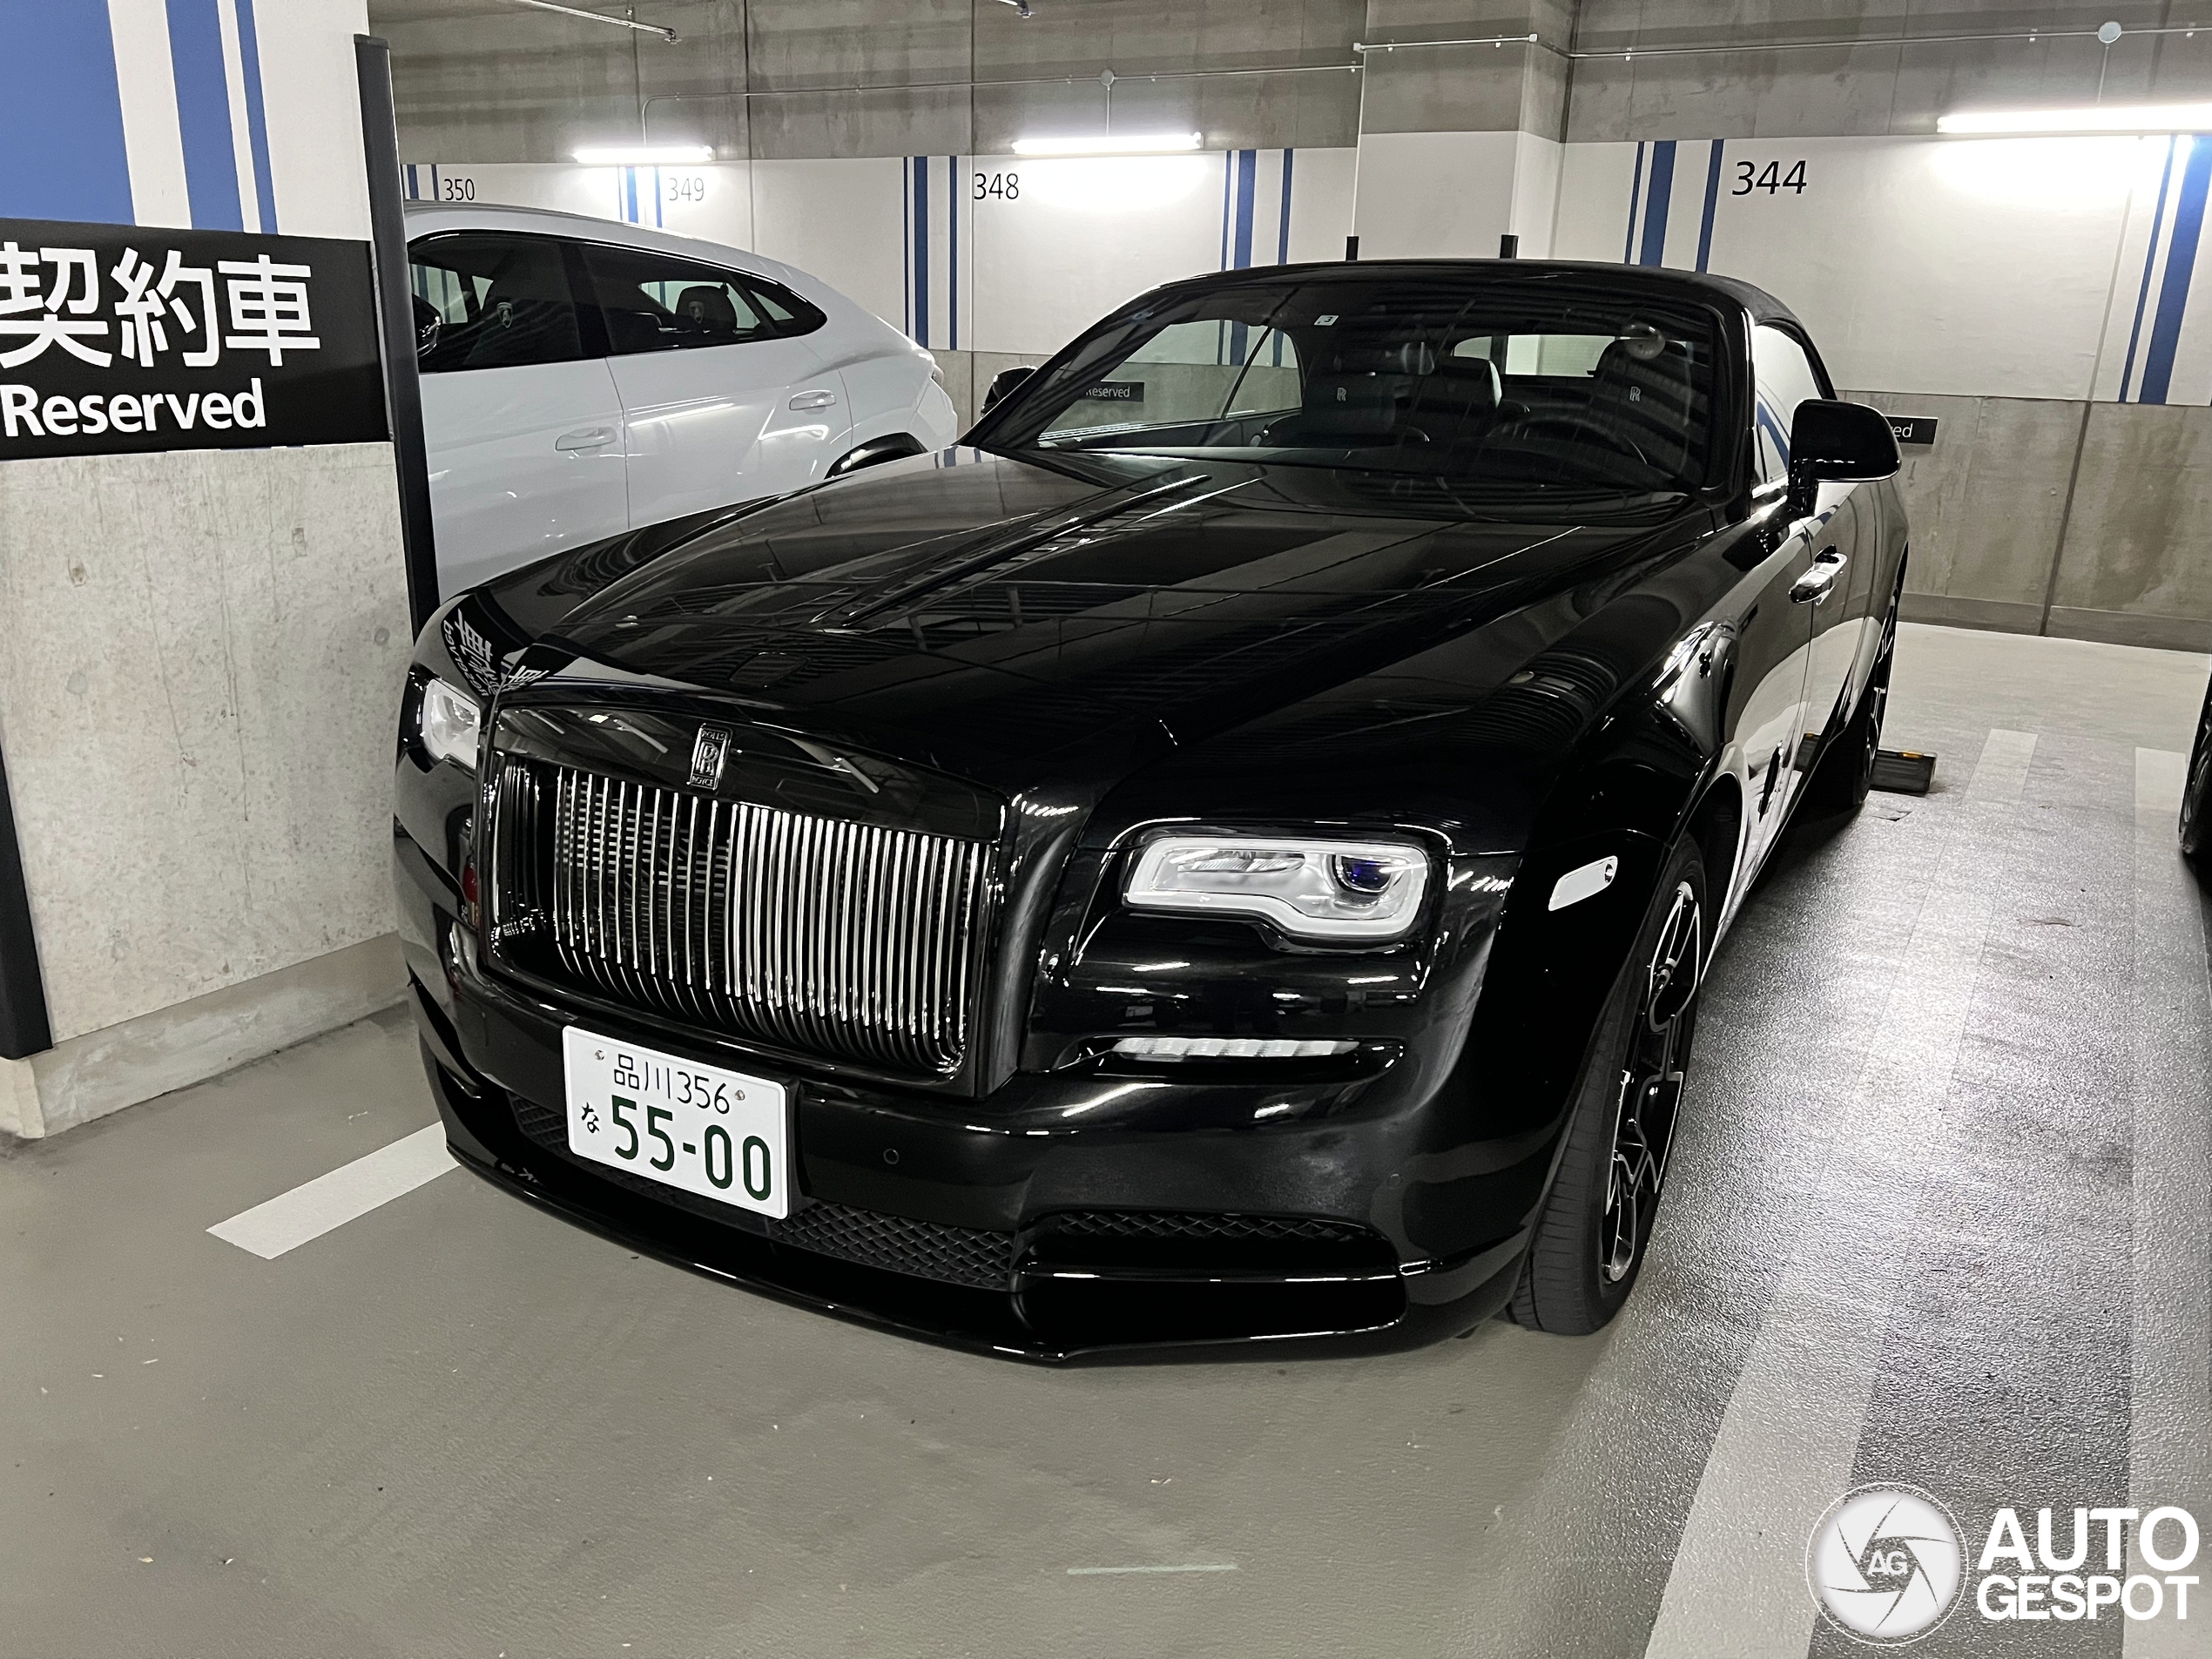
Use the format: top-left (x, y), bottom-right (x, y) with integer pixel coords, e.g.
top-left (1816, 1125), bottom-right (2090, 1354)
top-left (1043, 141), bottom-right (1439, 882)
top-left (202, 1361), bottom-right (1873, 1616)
top-left (8, 623), bottom-right (2203, 1658)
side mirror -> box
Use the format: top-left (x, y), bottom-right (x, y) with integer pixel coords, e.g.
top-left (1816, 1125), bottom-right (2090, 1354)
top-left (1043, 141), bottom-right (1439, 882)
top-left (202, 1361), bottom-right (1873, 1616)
top-left (982, 364), bottom-right (1036, 413)
top-left (1786, 399), bottom-right (1899, 513)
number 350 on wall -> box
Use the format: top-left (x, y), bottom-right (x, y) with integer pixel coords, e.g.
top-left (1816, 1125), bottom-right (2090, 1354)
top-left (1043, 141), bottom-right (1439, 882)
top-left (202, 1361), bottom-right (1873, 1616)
top-left (1734, 159), bottom-right (1808, 195)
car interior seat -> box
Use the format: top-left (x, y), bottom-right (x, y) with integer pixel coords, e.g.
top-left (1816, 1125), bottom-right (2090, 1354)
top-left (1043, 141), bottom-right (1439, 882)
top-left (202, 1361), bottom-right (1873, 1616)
top-left (675, 284), bottom-right (741, 338)
top-left (457, 262), bottom-right (583, 368)
top-left (1584, 334), bottom-right (1698, 477)
top-left (1404, 351), bottom-right (1503, 448)
top-left (1260, 341), bottom-right (1438, 447)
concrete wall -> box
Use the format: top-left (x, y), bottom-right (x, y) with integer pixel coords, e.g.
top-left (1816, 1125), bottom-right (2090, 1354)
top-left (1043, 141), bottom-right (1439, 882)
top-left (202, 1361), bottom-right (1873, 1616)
top-left (372, 0), bottom-right (1371, 161)
top-left (1566, 2), bottom-right (2212, 143)
top-left (0, 445), bottom-right (409, 1044)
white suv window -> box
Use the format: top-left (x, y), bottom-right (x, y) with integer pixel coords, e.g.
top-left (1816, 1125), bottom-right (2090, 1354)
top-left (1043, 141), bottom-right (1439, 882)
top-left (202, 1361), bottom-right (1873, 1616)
top-left (578, 243), bottom-right (826, 356)
top-left (408, 233), bottom-right (586, 374)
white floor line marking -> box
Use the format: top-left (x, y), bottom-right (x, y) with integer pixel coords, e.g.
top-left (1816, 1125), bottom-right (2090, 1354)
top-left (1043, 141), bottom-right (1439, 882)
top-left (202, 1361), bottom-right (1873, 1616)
top-left (1065, 1564), bottom-right (1238, 1575)
top-left (2126, 749), bottom-right (2212, 1659)
top-left (1642, 806), bottom-right (2000, 1658)
top-left (207, 1125), bottom-right (455, 1260)
top-left (1965, 726), bottom-right (2038, 802)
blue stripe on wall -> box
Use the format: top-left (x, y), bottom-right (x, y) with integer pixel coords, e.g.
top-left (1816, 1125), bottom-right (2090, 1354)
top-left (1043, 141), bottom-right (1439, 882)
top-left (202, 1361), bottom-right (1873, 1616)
top-left (1756, 405), bottom-right (1791, 466)
top-left (1638, 140), bottom-right (1676, 267)
top-left (2121, 136), bottom-right (2180, 402)
top-left (0, 3), bottom-right (135, 223)
top-left (234, 0), bottom-right (278, 232)
top-left (1274, 149), bottom-right (1294, 364)
top-left (1231, 149), bottom-right (1258, 269)
top-left (1696, 140), bottom-right (1725, 273)
top-left (167, 0), bottom-right (244, 230)
top-left (1228, 149), bottom-right (1258, 362)
top-left (1623, 144), bottom-right (1646, 264)
top-left (947, 156), bottom-right (958, 351)
top-left (2139, 134), bottom-right (2212, 406)
top-left (1218, 154), bottom-right (1232, 272)
top-left (912, 157), bottom-right (929, 347)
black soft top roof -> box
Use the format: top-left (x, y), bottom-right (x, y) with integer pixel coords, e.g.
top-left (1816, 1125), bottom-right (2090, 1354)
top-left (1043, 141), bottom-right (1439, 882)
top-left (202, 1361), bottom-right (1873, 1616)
top-left (1145, 258), bottom-right (1803, 334)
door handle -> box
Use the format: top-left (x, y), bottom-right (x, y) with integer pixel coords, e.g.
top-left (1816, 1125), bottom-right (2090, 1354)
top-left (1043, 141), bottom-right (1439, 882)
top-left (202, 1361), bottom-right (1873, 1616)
top-left (1790, 550), bottom-right (1847, 605)
top-left (556, 426), bottom-right (615, 451)
top-left (787, 389), bottom-right (838, 411)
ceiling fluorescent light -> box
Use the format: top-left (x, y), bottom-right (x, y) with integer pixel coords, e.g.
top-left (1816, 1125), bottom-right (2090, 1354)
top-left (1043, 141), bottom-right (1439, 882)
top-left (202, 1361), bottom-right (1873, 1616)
top-left (1010, 132), bottom-right (1203, 156)
top-left (573, 145), bottom-right (715, 164)
top-left (1937, 104), bottom-right (2212, 135)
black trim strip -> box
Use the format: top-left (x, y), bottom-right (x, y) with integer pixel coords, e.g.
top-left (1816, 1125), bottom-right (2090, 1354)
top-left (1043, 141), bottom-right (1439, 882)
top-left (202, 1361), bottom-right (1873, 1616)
top-left (0, 739), bottom-right (52, 1060)
top-left (354, 35), bottom-right (441, 635)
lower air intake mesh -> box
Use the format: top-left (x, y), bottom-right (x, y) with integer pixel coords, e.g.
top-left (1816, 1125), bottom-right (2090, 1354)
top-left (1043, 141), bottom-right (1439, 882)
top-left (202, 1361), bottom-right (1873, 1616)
top-left (1048, 1211), bottom-right (1370, 1244)
top-left (508, 1097), bottom-right (1014, 1290)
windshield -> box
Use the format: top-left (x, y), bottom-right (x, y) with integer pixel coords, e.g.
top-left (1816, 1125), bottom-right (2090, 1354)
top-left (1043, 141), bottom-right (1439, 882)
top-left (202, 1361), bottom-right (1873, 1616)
top-left (981, 275), bottom-right (1719, 496)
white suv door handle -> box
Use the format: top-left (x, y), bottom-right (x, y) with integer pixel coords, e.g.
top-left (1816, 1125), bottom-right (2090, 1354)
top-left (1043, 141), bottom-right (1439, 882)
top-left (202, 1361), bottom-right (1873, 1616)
top-left (556, 426), bottom-right (615, 451)
top-left (788, 389), bottom-right (838, 411)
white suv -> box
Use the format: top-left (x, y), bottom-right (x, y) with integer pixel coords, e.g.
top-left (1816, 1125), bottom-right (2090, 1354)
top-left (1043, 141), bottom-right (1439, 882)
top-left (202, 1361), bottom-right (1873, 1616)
top-left (406, 203), bottom-right (960, 594)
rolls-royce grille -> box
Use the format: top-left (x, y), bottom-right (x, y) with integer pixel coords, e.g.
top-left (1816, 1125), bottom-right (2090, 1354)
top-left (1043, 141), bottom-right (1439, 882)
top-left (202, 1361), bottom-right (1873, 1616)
top-left (495, 760), bottom-right (990, 1075)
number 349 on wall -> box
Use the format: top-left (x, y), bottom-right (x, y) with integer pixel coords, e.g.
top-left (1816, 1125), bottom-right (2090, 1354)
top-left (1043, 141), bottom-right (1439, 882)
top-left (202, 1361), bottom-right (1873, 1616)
top-left (1734, 159), bottom-right (1808, 195)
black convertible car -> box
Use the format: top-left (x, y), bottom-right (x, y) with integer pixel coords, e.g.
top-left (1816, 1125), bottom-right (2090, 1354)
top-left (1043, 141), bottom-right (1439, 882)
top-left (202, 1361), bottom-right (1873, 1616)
top-left (394, 259), bottom-right (1905, 1359)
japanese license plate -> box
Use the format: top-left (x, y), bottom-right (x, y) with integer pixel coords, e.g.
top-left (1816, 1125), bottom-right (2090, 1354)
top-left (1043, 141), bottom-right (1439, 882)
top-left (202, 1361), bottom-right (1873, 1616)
top-left (562, 1027), bottom-right (791, 1219)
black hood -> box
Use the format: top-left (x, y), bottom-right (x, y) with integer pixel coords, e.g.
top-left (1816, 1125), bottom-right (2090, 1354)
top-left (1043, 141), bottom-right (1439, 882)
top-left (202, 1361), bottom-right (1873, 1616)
top-left (492, 448), bottom-right (1705, 800)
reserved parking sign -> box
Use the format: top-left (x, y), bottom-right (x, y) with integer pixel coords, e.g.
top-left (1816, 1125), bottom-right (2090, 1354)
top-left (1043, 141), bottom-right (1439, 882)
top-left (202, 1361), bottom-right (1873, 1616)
top-left (0, 215), bottom-right (386, 460)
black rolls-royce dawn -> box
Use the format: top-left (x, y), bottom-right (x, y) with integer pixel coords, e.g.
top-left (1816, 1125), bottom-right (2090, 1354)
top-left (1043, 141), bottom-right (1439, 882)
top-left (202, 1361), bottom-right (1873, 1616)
top-left (393, 259), bottom-right (1905, 1359)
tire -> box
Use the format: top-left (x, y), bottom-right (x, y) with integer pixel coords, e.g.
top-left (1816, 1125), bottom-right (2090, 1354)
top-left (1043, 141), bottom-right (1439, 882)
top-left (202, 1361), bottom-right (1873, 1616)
top-left (1805, 574), bottom-right (1900, 813)
top-left (1509, 838), bottom-right (1708, 1335)
top-left (2179, 673), bottom-right (2212, 873)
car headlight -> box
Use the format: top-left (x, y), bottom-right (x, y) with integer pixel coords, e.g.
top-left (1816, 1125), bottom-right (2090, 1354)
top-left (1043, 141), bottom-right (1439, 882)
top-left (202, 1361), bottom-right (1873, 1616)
top-left (1124, 835), bottom-right (1432, 941)
top-left (417, 677), bottom-right (482, 771)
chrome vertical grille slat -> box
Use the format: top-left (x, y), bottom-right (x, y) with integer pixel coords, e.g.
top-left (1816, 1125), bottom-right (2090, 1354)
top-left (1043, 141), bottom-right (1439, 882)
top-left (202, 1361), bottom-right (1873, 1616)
top-left (501, 761), bottom-right (989, 1076)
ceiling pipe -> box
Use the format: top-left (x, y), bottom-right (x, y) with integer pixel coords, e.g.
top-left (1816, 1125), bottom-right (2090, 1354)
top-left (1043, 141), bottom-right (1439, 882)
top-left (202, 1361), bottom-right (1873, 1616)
top-left (509, 0), bottom-right (678, 44)
top-left (1354, 20), bottom-right (2212, 60)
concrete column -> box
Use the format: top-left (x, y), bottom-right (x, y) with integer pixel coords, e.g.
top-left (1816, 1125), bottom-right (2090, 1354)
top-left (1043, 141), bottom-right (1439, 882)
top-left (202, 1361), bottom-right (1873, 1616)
top-left (0, 8), bottom-right (412, 1137)
top-left (1351, 2), bottom-right (1572, 258)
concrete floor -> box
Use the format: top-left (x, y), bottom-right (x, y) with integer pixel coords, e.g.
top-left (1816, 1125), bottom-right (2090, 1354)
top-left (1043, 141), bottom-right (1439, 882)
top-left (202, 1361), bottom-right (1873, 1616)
top-left (5, 622), bottom-right (2210, 1658)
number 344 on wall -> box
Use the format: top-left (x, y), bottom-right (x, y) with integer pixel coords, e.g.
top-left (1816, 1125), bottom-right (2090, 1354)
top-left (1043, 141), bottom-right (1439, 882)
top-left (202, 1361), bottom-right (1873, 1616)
top-left (1734, 159), bottom-right (1808, 195)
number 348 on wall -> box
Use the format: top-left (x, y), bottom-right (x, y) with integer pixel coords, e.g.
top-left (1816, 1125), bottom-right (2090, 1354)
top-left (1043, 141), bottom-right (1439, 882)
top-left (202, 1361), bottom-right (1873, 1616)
top-left (1734, 159), bottom-right (1808, 195)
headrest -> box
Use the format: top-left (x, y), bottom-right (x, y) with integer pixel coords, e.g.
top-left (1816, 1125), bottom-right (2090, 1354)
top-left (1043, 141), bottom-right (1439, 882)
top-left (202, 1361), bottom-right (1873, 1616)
top-left (676, 284), bottom-right (738, 332)
top-left (1592, 336), bottom-right (1692, 410)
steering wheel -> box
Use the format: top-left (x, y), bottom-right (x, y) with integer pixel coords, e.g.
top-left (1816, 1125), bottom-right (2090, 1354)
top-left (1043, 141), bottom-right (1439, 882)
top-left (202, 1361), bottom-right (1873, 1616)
top-left (1255, 415), bottom-right (1432, 448)
top-left (1507, 411), bottom-right (1649, 466)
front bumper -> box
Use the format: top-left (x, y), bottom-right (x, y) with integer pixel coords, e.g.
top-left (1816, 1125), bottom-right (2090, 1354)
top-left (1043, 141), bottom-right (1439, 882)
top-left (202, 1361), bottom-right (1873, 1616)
top-left (399, 833), bottom-right (1542, 1361)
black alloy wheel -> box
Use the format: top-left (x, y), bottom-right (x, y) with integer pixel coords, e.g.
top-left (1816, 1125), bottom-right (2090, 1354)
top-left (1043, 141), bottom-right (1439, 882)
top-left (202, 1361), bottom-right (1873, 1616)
top-left (1807, 571), bottom-right (1901, 812)
top-left (1602, 877), bottom-right (1703, 1284)
top-left (1511, 838), bottom-right (1709, 1334)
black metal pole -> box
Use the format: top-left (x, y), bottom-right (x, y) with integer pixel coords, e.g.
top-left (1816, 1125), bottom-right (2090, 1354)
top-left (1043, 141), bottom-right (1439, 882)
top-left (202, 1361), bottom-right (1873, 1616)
top-left (355, 35), bottom-right (440, 635)
top-left (1498, 233), bottom-right (1520, 259)
top-left (0, 739), bottom-right (53, 1060)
